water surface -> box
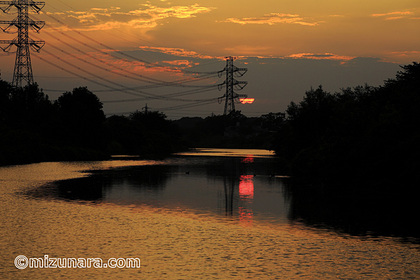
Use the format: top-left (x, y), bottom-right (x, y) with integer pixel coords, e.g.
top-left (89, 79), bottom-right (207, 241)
top-left (31, 149), bottom-right (288, 227)
top-left (0, 149), bottom-right (418, 279)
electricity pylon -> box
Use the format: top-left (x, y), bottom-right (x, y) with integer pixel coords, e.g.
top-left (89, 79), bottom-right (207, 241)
top-left (218, 56), bottom-right (248, 115)
top-left (0, 0), bottom-right (45, 87)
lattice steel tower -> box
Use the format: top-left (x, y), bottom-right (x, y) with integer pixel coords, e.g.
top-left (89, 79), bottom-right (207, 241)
top-left (0, 0), bottom-right (45, 87)
top-left (218, 56), bottom-right (248, 115)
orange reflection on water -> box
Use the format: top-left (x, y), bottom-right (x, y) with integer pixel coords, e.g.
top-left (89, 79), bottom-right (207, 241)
top-left (241, 157), bottom-right (254, 163)
top-left (239, 175), bottom-right (254, 225)
top-left (175, 148), bottom-right (275, 158)
top-left (239, 207), bottom-right (253, 226)
top-left (239, 175), bottom-right (254, 199)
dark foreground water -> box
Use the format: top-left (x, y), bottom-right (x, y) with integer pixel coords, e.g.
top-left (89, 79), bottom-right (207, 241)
top-left (1, 148), bottom-right (418, 279)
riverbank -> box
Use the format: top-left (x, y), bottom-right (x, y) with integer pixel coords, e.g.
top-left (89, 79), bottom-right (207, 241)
top-left (1, 159), bottom-right (419, 279)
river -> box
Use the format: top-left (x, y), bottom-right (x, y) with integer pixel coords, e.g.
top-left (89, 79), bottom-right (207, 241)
top-left (0, 148), bottom-right (418, 279)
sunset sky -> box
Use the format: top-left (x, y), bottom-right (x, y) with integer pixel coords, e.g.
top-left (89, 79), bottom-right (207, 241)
top-left (1, 0), bottom-right (419, 118)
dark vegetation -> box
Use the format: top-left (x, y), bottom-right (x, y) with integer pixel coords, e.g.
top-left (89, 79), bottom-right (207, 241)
top-left (0, 85), bottom-right (182, 165)
top-left (272, 62), bottom-right (419, 186)
top-left (174, 111), bottom-right (283, 149)
top-left (0, 80), bottom-right (281, 165)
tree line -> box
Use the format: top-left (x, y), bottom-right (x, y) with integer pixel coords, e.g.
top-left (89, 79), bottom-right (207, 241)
top-left (0, 79), bottom-right (285, 165)
top-left (272, 62), bottom-right (419, 188)
top-left (0, 84), bottom-right (183, 165)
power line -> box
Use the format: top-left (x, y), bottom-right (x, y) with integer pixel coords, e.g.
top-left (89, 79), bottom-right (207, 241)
top-left (45, 1), bottom-right (223, 75)
top-left (2, 3), bottom-right (245, 114)
top-left (34, 50), bottom-right (222, 103)
top-left (102, 87), bottom-right (217, 104)
top-left (31, 15), bottom-right (222, 89)
top-left (32, 33), bottom-right (218, 91)
top-left (40, 12), bottom-right (221, 76)
top-left (29, 13), bottom-right (227, 105)
top-left (49, 0), bottom-right (75, 10)
top-left (33, 52), bottom-right (137, 93)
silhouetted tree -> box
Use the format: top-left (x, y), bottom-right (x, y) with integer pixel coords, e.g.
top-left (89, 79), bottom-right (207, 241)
top-left (103, 115), bottom-right (132, 154)
top-left (0, 81), bottom-right (184, 165)
top-left (55, 87), bottom-right (105, 148)
top-left (260, 112), bottom-right (285, 131)
top-left (56, 87), bottom-right (105, 129)
top-left (3, 83), bottom-right (53, 128)
top-left (130, 110), bottom-right (169, 130)
top-left (176, 111), bottom-right (276, 149)
top-left (0, 81), bottom-right (57, 164)
top-left (128, 110), bottom-right (181, 156)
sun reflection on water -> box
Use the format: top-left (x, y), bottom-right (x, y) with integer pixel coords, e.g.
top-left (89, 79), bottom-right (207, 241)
top-left (239, 175), bottom-right (254, 199)
top-left (238, 175), bottom-right (255, 226)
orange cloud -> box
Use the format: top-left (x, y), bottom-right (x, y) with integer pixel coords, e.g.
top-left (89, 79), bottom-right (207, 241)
top-left (223, 13), bottom-right (319, 26)
top-left (162, 60), bottom-right (198, 67)
top-left (371, 11), bottom-right (416, 20)
top-left (383, 51), bottom-right (420, 63)
top-left (287, 53), bottom-right (355, 62)
top-left (138, 46), bottom-right (224, 60)
top-left (47, 4), bottom-right (214, 31)
top-left (65, 7), bottom-right (120, 24)
top-left (75, 51), bottom-right (188, 79)
top-left (127, 3), bottom-right (212, 19)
